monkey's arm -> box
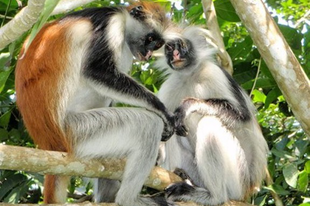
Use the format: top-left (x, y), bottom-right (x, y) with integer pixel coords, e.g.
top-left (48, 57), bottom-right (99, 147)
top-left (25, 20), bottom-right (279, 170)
top-left (84, 63), bottom-right (175, 140)
top-left (174, 97), bottom-right (251, 136)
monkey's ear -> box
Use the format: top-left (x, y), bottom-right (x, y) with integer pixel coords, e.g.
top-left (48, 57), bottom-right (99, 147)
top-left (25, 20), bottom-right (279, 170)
top-left (130, 5), bottom-right (145, 21)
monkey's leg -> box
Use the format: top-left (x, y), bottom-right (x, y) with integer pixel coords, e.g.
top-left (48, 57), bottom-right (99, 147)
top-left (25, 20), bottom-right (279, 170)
top-left (166, 116), bottom-right (245, 205)
top-left (65, 107), bottom-right (168, 206)
top-left (93, 178), bottom-right (120, 203)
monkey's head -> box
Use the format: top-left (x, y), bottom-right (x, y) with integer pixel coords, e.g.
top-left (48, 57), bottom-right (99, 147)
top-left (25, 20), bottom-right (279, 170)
top-left (125, 29), bottom-right (165, 61)
top-left (127, 1), bottom-right (169, 32)
top-left (158, 26), bottom-right (217, 72)
top-left (126, 1), bottom-right (170, 61)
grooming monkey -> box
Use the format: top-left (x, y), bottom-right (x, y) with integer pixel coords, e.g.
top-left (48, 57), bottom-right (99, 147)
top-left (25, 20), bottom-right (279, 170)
top-left (15, 2), bottom-right (176, 205)
top-left (156, 26), bottom-right (269, 205)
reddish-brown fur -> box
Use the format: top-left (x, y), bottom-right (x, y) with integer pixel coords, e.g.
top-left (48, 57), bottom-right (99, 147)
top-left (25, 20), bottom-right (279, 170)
top-left (127, 1), bottom-right (170, 28)
top-left (15, 2), bottom-right (168, 203)
top-left (15, 20), bottom-right (74, 203)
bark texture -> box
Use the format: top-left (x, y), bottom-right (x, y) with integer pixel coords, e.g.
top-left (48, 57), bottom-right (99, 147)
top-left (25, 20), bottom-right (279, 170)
top-left (202, 0), bottom-right (233, 74)
top-left (230, 0), bottom-right (310, 136)
top-left (0, 0), bottom-right (46, 50)
top-left (0, 144), bottom-right (253, 206)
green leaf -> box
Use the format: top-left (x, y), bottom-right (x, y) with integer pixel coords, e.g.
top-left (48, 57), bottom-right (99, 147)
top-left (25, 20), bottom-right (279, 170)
top-left (305, 160), bottom-right (310, 174)
top-left (297, 171), bottom-right (308, 192)
top-left (283, 163), bottom-right (299, 188)
top-left (0, 109), bottom-right (11, 128)
top-left (4, 179), bottom-right (30, 203)
top-left (251, 90), bottom-right (266, 103)
top-left (242, 78), bottom-right (277, 90)
top-left (254, 194), bottom-right (267, 206)
top-left (0, 52), bottom-right (10, 70)
top-left (232, 62), bottom-right (257, 85)
top-left (278, 24), bottom-right (302, 50)
top-left (0, 128), bottom-right (9, 141)
top-left (265, 184), bottom-right (290, 195)
top-left (295, 139), bottom-right (309, 157)
top-left (214, 0), bottom-right (240, 22)
top-left (227, 36), bottom-right (253, 60)
top-left (25, 0), bottom-right (61, 52)
top-left (0, 69), bottom-right (12, 93)
top-left (187, 4), bottom-right (203, 22)
top-left (260, 60), bottom-right (274, 80)
top-left (265, 88), bottom-right (282, 108)
top-left (0, 173), bottom-right (27, 200)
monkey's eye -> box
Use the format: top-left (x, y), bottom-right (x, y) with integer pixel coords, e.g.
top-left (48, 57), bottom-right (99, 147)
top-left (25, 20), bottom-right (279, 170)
top-left (179, 40), bottom-right (186, 48)
top-left (130, 5), bottom-right (144, 20)
top-left (156, 41), bottom-right (164, 48)
top-left (148, 36), bottom-right (154, 42)
top-left (165, 44), bottom-right (173, 52)
top-left (136, 6), bottom-right (143, 11)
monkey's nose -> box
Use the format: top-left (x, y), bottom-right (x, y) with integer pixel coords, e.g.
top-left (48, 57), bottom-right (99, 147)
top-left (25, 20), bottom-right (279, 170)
top-left (173, 50), bottom-right (180, 60)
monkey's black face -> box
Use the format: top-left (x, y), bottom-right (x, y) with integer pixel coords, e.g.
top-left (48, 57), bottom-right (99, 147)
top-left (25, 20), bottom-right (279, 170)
top-left (127, 30), bottom-right (164, 61)
top-left (165, 38), bottom-right (195, 70)
top-left (143, 32), bottom-right (165, 57)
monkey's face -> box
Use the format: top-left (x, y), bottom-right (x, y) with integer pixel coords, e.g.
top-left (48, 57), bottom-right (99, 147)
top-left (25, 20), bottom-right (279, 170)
top-left (165, 38), bottom-right (195, 71)
top-left (127, 30), bottom-right (164, 61)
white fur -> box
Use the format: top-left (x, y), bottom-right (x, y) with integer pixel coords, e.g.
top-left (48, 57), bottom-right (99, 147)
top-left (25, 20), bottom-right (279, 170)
top-left (157, 26), bottom-right (268, 205)
top-left (58, 11), bottom-right (168, 206)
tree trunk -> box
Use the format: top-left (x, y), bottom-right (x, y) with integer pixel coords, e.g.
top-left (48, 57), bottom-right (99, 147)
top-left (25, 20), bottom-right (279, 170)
top-left (229, 0), bottom-right (310, 136)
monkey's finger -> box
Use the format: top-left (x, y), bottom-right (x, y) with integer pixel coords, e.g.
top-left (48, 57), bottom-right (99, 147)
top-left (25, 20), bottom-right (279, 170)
top-left (175, 125), bottom-right (188, 137)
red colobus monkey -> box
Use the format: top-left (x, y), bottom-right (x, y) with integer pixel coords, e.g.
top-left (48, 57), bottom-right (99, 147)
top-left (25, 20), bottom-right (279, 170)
top-left (15, 2), bottom-right (175, 205)
top-left (156, 27), bottom-right (269, 205)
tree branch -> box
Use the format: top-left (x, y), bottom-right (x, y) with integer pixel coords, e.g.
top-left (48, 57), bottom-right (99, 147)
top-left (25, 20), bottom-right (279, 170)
top-left (0, 144), bottom-right (181, 191)
top-left (0, 144), bottom-right (252, 206)
top-left (0, 0), bottom-right (97, 51)
top-left (201, 0), bottom-right (233, 74)
top-left (0, 0), bottom-right (46, 50)
top-left (229, 0), bottom-right (310, 137)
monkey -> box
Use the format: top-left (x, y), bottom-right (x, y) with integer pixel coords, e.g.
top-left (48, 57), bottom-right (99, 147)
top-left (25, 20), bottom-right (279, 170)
top-left (15, 2), bottom-right (176, 206)
top-left (156, 26), bottom-right (269, 205)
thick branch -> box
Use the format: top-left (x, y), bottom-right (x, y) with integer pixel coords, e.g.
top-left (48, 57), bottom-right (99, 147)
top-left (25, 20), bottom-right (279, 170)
top-left (201, 0), bottom-right (233, 74)
top-left (0, 0), bottom-right (97, 51)
top-left (0, 144), bottom-right (181, 191)
top-left (0, 144), bottom-right (252, 206)
top-left (229, 0), bottom-right (310, 136)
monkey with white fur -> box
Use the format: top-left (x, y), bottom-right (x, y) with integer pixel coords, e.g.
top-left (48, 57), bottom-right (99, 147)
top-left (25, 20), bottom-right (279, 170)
top-left (15, 2), bottom-right (176, 206)
top-left (156, 26), bottom-right (269, 205)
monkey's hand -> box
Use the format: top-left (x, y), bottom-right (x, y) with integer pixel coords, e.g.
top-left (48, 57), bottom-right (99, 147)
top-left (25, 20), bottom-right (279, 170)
top-left (130, 6), bottom-right (146, 21)
top-left (174, 106), bottom-right (189, 137)
top-left (161, 112), bottom-right (175, 142)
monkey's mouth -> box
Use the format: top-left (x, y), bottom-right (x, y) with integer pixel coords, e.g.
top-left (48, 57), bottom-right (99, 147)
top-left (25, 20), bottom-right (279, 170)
top-left (171, 59), bottom-right (186, 69)
top-left (138, 51), bottom-right (153, 61)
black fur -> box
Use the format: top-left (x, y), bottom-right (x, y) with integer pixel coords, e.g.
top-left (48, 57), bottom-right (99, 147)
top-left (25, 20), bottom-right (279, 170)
top-left (165, 39), bottom-right (196, 70)
top-left (165, 182), bottom-right (196, 198)
top-left (130, 6), bottom-right (146, 21)
top-left (64, 7), bottom-right (174, 141)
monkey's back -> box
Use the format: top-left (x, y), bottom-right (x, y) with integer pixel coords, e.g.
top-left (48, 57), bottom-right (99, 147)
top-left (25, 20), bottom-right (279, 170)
top-left (15, 18), bottom-right (94, 152)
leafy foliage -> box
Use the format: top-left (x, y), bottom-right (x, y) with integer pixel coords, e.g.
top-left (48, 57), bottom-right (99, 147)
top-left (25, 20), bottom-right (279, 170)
top-left (0, 0), bottom-right (310, 205)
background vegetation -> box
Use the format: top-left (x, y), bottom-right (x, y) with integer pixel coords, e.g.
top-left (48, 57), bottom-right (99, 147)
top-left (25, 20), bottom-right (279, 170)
top-left (0, 0), bottom-right (309, 205)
